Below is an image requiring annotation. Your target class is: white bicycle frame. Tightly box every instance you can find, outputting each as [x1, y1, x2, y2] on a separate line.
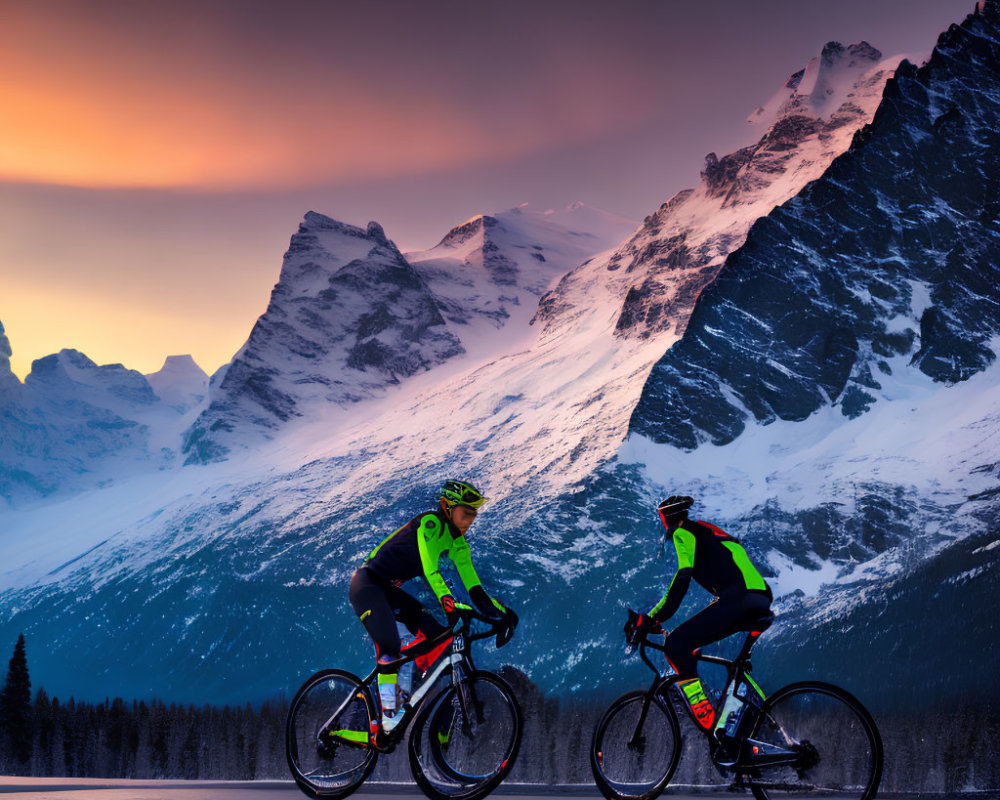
[403, 651, 465, 710]
[320, 647, 464, 738]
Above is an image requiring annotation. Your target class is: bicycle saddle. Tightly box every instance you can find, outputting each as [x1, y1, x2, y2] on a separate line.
[737, 610, 775, 633]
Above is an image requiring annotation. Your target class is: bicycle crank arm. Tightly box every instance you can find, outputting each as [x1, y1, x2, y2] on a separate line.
[741, 738, 800, 767]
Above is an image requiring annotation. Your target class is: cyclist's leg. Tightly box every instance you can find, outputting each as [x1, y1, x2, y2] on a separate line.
[349, 569, 402, 729]
[416, 609, 447, 638]
[349, 568, 403, 658]
[382, 583, 452, 678]
[382, 582, 447, 640]
[665, 590, 772, 733]
[665, 590, 772, 673]
[665, 595, 746, 731]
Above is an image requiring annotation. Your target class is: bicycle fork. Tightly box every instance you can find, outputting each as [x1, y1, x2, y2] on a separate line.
[627, 691, 660, 751]
[443, 659, 490, 743]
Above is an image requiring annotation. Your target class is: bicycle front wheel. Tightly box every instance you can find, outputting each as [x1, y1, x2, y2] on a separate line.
[409, 670, 522, 800]
[286, 669, 377, 800]
[746, 681, 883, 800]
[591, 689, 682, 800]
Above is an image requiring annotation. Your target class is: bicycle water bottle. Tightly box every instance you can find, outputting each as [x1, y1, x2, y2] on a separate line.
[397, 624, 415, 701]
[715, 671, 765, 748]
[716, 682, 743, 740]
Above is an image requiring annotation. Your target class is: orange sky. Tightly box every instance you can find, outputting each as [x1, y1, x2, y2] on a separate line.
[0, 2, 661, 191]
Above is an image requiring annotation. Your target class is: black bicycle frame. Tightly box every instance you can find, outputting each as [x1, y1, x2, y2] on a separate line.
[629, 626, 799, 769]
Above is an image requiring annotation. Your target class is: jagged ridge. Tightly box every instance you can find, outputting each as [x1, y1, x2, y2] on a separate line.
[631, 2, 1000, 449]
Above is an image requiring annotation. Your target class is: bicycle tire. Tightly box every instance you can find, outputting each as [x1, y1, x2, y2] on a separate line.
[746, 681, 883, 800]
[408, 670, 522, 800]
[426, 688, 467, 783]
[591, 688, 682, 800]
[286, 668, 378, 800]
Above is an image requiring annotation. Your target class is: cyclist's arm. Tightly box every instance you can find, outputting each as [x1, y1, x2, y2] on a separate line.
[416, 515, 454, 607]
[650, 527, 696, 623]
[450, 537, 506, 618]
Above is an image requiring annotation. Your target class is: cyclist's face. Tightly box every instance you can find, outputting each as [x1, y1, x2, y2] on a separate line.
[450, 504, 478, 534]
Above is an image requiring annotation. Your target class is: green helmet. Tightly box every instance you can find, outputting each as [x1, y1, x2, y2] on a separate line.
[440, 479, 487, 510]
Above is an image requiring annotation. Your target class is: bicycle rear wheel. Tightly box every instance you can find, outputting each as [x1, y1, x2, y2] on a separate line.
[591, 688, 682, 800]
[745, 681, 883, 800]
[409, 671, 522, 800]
[286, 669, 378, 799]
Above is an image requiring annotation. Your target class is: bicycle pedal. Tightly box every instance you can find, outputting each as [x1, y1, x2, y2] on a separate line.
[371, 728, 396, 753]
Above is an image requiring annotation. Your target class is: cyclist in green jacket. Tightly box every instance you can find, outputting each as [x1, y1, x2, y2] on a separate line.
[626, 495, 773, 734]
[349, 479, 517, 733]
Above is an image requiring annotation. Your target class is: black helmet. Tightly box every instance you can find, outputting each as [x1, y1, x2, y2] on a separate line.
[657, 495, 693, 529]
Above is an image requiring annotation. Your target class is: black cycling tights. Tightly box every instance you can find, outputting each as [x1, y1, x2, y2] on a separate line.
[349, 567, 447, 659]
[664, 589, 772, 678]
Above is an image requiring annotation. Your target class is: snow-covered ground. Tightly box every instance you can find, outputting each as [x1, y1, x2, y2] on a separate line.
[622, 346, 1000, 596]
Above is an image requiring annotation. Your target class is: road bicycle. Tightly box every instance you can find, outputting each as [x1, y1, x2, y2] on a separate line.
[286, 606, 522, 800]
[591, 609, 883, 800]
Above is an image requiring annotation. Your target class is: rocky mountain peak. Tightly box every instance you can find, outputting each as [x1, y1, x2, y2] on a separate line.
[434, 214, 499, 249]
[300, 210, 364, 237]
[366, 220, 390, 248]
[0, 320, 14, 374]
[26, 349, 158, 407]
[631, 0, 1000, 449]
[145, 356, 208, 413]
[541, 40, 905, 344]
[532, 37, 904, 347]
[747, 39, 893, 129]
[183, 212, 463, 463]
[0, 320, 21, 396]
[154, 354, 204, 375]
[821, 40, 882, 67]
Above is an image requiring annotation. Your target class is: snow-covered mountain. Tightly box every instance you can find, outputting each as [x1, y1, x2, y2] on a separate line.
[535, 38, 907, 344]
[145, 355, 208, 414]
[1, 3, 995, 714]
[600, 0, 1000, 700]
[0, 340, 205, 506]
[407, 203, 636, 353]
[183, 205, 636, 463]
[747, 41, 888, 130]
[182, 214, 463, 463]
[622, 2, 1000, 563]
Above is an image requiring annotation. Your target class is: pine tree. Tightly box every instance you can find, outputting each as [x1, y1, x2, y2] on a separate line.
[31, 688, 55, 776]
[0, 634, 33, 770]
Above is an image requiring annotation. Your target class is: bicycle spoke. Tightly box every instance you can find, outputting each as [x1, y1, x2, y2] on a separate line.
[286, 670, 377, 800]
[746, 682, 882, 800]
[591, 689, 681, 800]
[409, 671, 522, 800]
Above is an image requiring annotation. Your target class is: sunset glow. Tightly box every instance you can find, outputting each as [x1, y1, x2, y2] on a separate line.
[0, 0, 976, 380]
[3, 279, 246, 381]
[0, 3, 661, 190]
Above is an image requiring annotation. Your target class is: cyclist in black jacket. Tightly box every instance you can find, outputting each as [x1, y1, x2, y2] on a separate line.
[626, 496, 773, 734]
[349, 479, 517, 733]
